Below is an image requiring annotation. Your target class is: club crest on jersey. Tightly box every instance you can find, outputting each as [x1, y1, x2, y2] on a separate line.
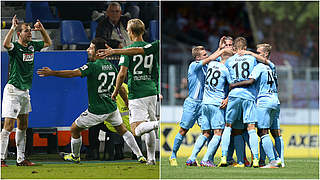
[28, 45, 34, 52]
[23, 53, 34, 62]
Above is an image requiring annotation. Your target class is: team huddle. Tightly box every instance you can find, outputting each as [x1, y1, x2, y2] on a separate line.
[169, 36, 285, 168]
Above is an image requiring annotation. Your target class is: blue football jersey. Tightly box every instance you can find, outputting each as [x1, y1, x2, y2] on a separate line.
[249, 61, 280, 108]
[203, 61, 232, 106]
[225, 54, 257, 100]
[187, 60, 207, 100]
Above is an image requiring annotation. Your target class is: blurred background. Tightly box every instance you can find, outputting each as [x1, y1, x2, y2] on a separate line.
[1, 1, 159, 161]
[161, 1, 319, 159]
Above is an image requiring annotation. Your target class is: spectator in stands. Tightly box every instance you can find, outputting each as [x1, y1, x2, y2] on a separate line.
[95, 2, 132, 47]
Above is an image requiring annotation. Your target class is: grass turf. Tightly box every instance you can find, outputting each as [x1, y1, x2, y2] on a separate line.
[1, 154, 159, 179]
[161, 157, 319, 179]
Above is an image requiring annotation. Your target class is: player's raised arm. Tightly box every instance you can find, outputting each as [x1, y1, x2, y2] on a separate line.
[37, 67, 82, 78]
[201, 48, 231, 65]
[3, 15, 18, 49]
[238, 50, 270, 65]
[33, 19, 52, 48]
[112, 66, 128, 101]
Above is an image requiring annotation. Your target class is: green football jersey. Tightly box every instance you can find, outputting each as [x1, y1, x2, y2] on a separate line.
[119, 41, 159, 100]
[79, 59, 118, 115]
[7, 41, 44, 90]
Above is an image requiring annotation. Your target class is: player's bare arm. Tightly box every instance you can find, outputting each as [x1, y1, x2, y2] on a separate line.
[111, 66, 128, 101]
[229, 78, 255, 90]
[97, 47, 145, 58]
[3, 15, 18, 49]
[33, 19, 52, 48]
[238, 50, 270, 65]
[119, 85, 129, 108]
[201, 48, 228, 65]
[37, 67, 82, 78]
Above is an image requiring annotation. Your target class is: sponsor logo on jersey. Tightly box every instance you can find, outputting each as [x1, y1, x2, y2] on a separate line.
[23, 53, 34, 62]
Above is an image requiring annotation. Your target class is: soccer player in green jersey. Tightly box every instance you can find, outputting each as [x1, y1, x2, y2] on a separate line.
[37, 38, 146, 164]
[109, 19, 159, 165]
[1, 15, 52, 167]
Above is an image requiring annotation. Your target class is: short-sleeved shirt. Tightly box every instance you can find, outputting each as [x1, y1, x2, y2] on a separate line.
[203, 61, 232, 106]
[7, 41, 44, 90]
[249, 61, 280, 108]
[79, 59, 118, 115]
[187, 60, 207, 100]
[225, 54, 257, 101]
[119, 41, 159, 100]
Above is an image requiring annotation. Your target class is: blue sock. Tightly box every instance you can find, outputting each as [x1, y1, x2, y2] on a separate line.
[259, 140, 266, 162]
[227, 136, 235, 161]
[261, 134, 275, 161]
[171, 133, 185, 159]
[189, 134, 207, 161]
[202, 135, 221, 162]
[221, 127, 232, 156]
[248, 129, 259, 159]
[275, 136, 284, 163]
[234, 135, 245, 164]
[208, 139, 221, 162]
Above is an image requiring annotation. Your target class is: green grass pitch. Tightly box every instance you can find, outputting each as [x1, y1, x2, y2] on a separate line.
[1, 154, 159, 179]
[161, 157, 319, 179]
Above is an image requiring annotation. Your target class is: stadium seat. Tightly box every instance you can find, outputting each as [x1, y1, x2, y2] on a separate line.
[60, 20, 90, 45]
[149, 20, 159, 42]
[25, 1, 60, 23]
[90, 21, 98, 40]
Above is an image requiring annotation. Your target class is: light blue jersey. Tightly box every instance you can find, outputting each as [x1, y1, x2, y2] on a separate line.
[225, 54, 257, 100]
[202, 61, 232, 106]
[249, 61, 280, 109]
[187, 60, 207, 100]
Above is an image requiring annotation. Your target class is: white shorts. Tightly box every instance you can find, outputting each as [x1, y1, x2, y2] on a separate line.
[129, 95, 157, 124]
[2, 84, 31, 119]
[75, 109, 122, 129]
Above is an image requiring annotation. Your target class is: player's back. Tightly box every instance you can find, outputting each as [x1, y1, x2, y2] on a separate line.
[203, 61, 231, 106]
[119, 41, 158, 100]
[225, 53, 257, 100]
[187, 60, 206, 100]
[250, 62, 280, 108]
[80, 59, 118, 115]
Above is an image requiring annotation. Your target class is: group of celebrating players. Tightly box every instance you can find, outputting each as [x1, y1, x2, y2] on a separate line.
[169, 36, 285, 168]
[1, 15, 159, 167]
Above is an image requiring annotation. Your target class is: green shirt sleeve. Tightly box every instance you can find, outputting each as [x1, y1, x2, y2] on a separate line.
[79, 62, 93, 77]
[143, 40, 159, 55]
[119, 55, 129, 67]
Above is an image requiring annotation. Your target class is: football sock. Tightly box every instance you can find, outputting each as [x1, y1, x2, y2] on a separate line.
[275, 136, 284, 163]
[0, 129, 10, 160]
[16, 128, 26, 163]
[259, 141, 266, 162]
[189, 134, 207, 161]
[122, 131, 143, 157]
[145, 130, 156, 161]
[234, 135, 245, 164]
[135, 121, 159, 136]
[227, 135, 235, 161]
[221, 126, 232, 157]
[261, 134, 275, 161]
[202, 135, 221, 162]
[171, 133, 185, 159]
[273, 146, 279, 160]
[71, 136, 82, 157]
[248, 129, 259, 159]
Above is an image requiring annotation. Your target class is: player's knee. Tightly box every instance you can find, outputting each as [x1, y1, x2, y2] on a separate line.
[258, 129, 269, 137]
[70, 123, 82, 138]
[179, 128, 188, 136]
[214, 129, 223, 136]
[4, 118, 16, 132]
[247, 124, 256, 130]
[225, 123, 232, 127]
[202, 130, 211, 138]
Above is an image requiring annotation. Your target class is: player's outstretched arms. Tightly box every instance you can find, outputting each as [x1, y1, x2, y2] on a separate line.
[238, 50, 269, 65]
[37, 67, 81, 78]
[33, 19, 52, 48]
[229, 78, 255, 91]
[112, 66, 128, 101]
[97, 47, 144, 58]
[3, 15, 18, 49]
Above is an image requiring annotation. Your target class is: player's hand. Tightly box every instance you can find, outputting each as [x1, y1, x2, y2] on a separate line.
[11, 15, 18, 30]
[218, 36, 226, 49]
[111, 90, 118, 101]
[238, 50, 251, 56]
[97, 44, 113, 58]
[37, 67, 52, 77]
[220, 98, 228, 109]
[32, 20, 44, 31]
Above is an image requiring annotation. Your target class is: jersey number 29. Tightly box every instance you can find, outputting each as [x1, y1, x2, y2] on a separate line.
[133, 54, 154, 75]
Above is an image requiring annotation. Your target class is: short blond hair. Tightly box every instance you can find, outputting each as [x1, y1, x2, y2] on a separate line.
[234, 37, 247, 51]
[257, 43, 272, 58]
[192, 46, 205, 59]
[127, 18, 145, 36]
